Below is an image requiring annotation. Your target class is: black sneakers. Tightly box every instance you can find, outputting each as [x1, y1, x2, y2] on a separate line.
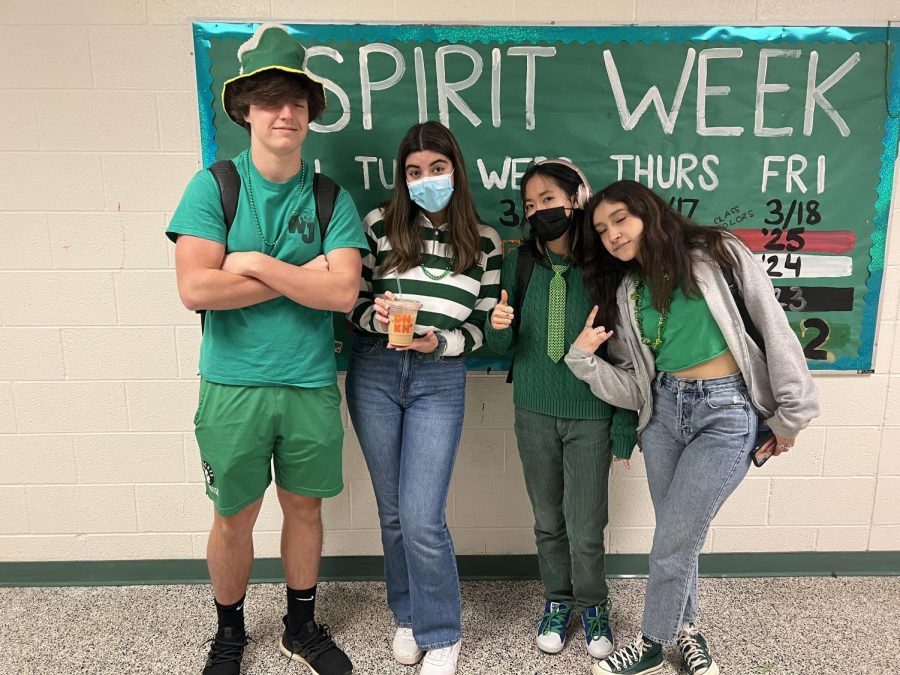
[202, 626, 249, 675]
[279, 616, 353, 675]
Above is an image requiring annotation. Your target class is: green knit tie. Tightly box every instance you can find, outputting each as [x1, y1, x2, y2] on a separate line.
[547, 260, 570, 362]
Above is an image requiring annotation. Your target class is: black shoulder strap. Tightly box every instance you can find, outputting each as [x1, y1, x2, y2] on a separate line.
[209, 159, 241, 233]
[506, 244, 538, 383]
[722, 264, 766, 354]
[199, 160, 241, 333]
[313, 172, 340, 247]
[513, 244, 537, 323]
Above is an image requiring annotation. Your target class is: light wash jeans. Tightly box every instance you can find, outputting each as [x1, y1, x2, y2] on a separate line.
[345, 336, 464, 650]
[639, 371, 754, 644]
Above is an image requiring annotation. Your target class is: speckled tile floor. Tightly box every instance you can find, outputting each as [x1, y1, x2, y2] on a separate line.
[1, 577, 898, 674]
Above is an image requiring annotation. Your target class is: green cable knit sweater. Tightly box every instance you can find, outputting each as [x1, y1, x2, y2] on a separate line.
[484, 247, 638, 458]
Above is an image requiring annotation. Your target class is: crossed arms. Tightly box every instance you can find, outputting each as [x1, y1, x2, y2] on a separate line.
[174, 235, 362, 313]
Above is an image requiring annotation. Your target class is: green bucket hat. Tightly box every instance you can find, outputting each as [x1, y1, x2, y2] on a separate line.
[221, 23, 327, 126]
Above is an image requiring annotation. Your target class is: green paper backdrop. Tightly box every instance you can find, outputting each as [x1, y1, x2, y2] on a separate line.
[192, 23, 900, 372]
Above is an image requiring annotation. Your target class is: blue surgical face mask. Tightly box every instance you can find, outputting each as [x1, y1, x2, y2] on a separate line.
[407, 172, 454, 213]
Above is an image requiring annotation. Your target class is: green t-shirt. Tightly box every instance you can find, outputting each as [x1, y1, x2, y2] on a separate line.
[639, 284, 729, 372]
[166, 149, 369, 387]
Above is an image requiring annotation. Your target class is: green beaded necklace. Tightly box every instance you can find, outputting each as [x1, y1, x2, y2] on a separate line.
[418, 225, 454, 280]
[243, 151, 307, 250]
[632, 275, 671, 350]
[419, 256, 454, 280]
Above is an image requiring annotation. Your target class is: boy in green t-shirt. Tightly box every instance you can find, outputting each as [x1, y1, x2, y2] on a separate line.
[166, 24, 367, 675]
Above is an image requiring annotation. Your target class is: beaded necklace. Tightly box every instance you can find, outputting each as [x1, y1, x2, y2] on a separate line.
[419, 220, 454, 280]
[243, 151, 306, 250]
[420, 256, 454, 280]
[632, 275, 671, 350]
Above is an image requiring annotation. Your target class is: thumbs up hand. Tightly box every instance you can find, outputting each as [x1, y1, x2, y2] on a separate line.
[491, 289, 514, 331]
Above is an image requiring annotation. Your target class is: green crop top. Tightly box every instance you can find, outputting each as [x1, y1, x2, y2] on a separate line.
[638, 284, 729, 372]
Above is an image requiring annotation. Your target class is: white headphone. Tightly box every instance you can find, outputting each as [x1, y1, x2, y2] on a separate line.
[535, 158, 593, 209]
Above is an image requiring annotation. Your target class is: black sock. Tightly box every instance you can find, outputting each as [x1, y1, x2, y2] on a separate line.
[287, 585, 317, 633]
[215, 595, 246, 636]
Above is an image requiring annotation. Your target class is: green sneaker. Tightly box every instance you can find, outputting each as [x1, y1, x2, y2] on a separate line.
[676, 623, 719, 675]
[591, 635, 663, 675]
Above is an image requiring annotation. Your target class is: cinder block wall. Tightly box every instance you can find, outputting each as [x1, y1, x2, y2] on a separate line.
[1, 0, 899, 563]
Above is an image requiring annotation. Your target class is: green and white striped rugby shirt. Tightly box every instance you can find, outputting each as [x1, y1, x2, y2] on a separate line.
[349, 208, 503, 356]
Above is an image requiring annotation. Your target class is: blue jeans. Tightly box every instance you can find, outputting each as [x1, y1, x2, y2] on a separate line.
[639, 371, 754, 644]
[345, 336, 465, 650]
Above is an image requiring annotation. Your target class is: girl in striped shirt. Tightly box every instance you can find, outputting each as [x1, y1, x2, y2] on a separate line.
[345, 121, 501, 675]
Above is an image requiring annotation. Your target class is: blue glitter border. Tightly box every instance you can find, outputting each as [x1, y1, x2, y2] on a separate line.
[846, 25, 900, 373]
[194, 23, 885, 45]
[191, 23, 900, 372]
[193, 24, 218, 167]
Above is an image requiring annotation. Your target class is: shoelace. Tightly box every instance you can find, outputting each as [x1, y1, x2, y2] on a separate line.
[584, 605, 610, 640]
[541, 605, 570, 635]
[285, 622, 337, 663]
[607, 636, 650, 669]
[677, 629, 710, 670]
[201, 633, 251, 666]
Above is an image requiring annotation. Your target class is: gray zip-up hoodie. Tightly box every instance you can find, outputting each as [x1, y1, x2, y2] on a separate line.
[564, 235, 819, 445]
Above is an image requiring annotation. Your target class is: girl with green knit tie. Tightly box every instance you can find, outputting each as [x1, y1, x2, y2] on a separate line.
[484, 159, 637, 660]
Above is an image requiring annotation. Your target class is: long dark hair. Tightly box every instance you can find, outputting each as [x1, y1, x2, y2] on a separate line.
[582, 180, 736, 327]
[380, 121, 482, 275]
[518, 161, 588, 266]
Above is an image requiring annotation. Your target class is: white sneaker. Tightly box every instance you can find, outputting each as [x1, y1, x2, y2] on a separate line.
[392, 627, 424, 665]
[419, 640, 461, 675]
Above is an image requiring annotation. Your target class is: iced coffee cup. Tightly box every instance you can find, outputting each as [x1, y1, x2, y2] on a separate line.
[387, 299, 422, 347]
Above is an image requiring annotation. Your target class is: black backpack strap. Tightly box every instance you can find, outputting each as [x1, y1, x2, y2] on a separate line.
[313, 172, 340, 247]
[506, 244, 538, 384]
[722, 264, 766, 354]
[513, 245, 537, 325]
[209, 159, 240, 233]
[199, 160, 241, 333]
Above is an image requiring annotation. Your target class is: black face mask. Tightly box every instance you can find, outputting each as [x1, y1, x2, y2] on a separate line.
[527, 206, 572, 243]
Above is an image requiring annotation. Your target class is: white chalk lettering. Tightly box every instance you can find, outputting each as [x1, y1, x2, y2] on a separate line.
[355, 155, 377, 190]
[612, 154, 719, 191]
[755, 49, 802, 137]
[478, 157, 512, 189]
[804, 50, 860, 137]
[697, 48, 744, 136]
[436, 45, 483, 128]
[359, 44, 405, 131]
[761, 154, 825, 193]
[305, 46, 351, 134]
[507, 46, 556, 130]
[604, 48, 696, 134]
[414, 46, 428, 123]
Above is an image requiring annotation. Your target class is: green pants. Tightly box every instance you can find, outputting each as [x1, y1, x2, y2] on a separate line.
[514, 407, 613, 610]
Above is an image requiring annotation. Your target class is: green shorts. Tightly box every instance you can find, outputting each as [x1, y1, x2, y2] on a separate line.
[194, 380, 344, 516]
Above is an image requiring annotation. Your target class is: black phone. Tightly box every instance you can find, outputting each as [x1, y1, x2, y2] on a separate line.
[752, 420, 775, 467]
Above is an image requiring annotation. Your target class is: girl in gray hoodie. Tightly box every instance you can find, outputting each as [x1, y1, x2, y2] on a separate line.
[564, 180, 819, 675]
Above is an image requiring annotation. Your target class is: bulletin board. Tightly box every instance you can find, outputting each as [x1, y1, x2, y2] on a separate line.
[192, 23, 900, 371]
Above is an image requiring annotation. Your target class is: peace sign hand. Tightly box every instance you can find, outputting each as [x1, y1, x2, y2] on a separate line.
[572, 306, 614, 353]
